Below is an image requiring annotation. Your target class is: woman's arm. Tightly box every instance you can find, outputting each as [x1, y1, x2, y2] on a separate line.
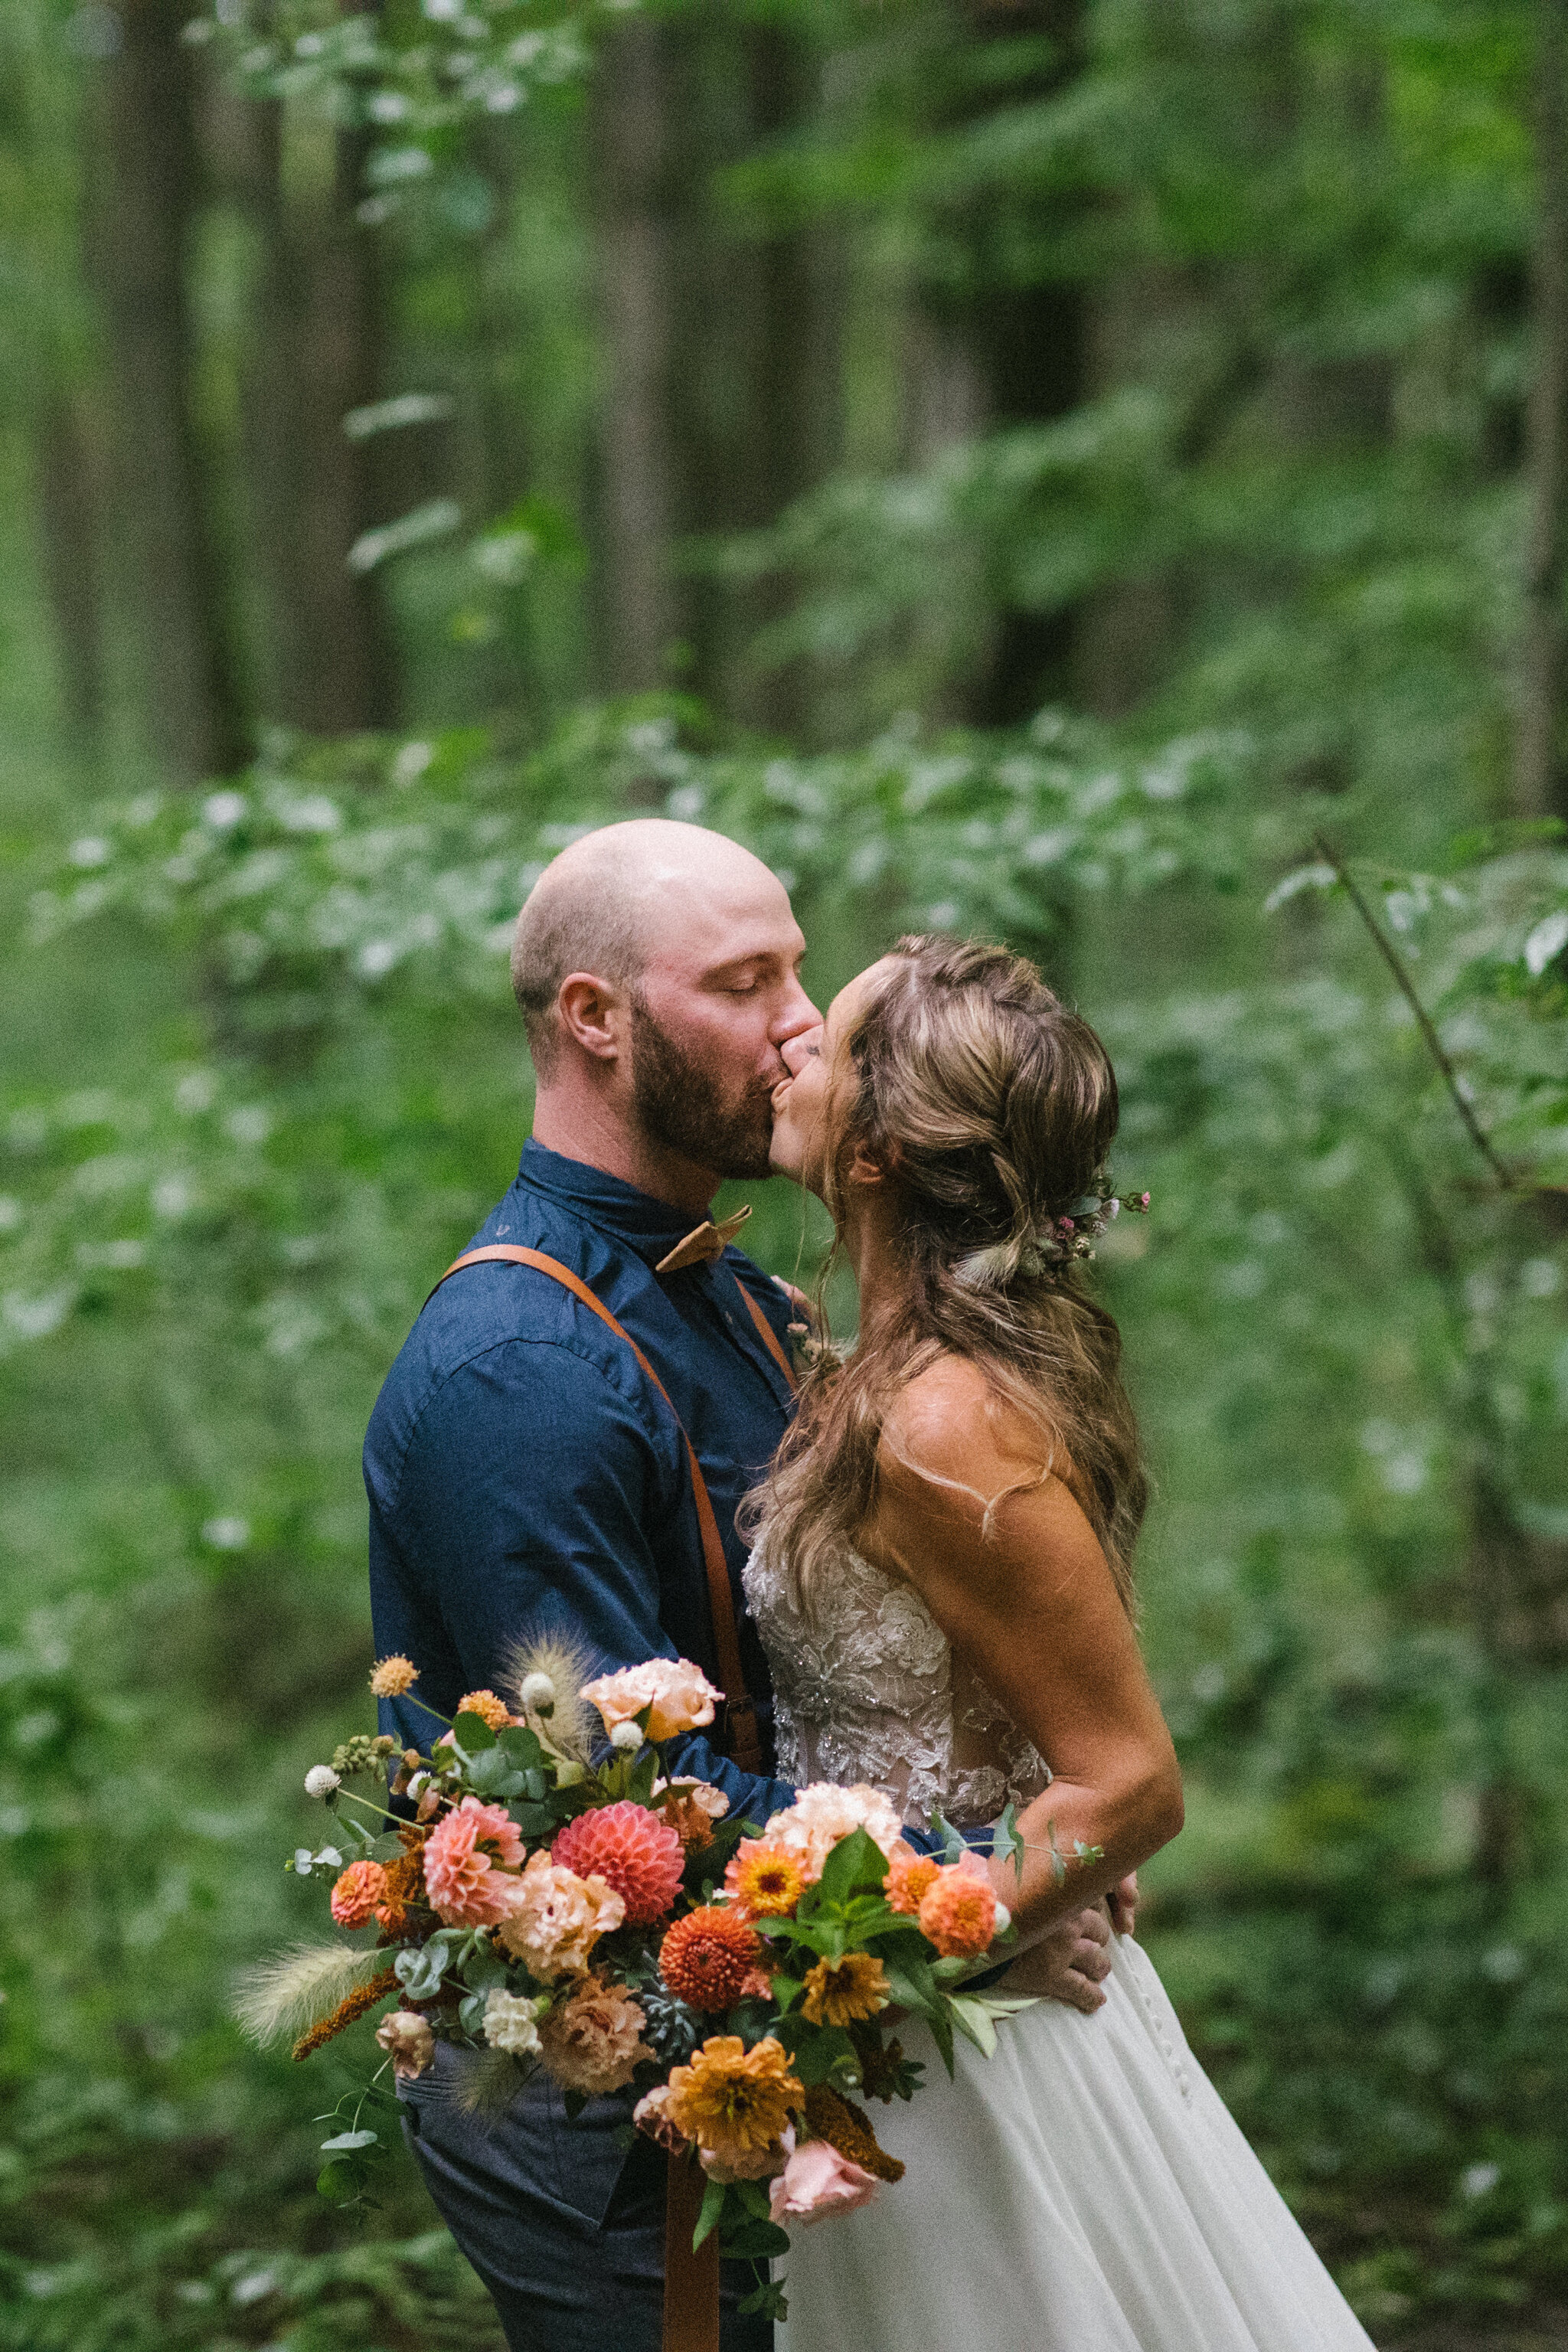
[860, 1357, 1183, 1941]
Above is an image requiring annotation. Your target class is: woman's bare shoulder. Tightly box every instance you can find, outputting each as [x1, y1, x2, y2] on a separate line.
[876, 1351, 1045, 1499]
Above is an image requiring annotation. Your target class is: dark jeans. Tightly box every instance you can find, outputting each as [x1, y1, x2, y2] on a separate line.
[400, 2047, 773, 2352]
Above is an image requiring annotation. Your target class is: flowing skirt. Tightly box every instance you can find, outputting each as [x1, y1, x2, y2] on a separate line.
[776, 1930, 1374, 2352]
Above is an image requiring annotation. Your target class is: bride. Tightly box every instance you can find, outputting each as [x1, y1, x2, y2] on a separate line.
[750, 933, 1374, 2352]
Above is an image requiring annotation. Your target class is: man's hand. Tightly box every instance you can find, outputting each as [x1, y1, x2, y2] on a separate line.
[1107, 1871, 1138, 1939]
[1000, 1903, 1115, 2015]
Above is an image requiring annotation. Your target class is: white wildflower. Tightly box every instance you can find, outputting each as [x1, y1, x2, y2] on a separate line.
[484, 1988, 543, 2060]
[518, 1671, 557, 1713]
[609, 1720, 643, 1752]
[304, 1766, 341, 1801]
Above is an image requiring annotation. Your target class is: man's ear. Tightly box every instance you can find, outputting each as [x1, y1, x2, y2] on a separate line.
[556, 973, 626, 1062]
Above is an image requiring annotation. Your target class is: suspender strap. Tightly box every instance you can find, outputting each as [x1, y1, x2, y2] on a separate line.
[427, 1243, 762, 1775]
[732, 1277, 799, 1395]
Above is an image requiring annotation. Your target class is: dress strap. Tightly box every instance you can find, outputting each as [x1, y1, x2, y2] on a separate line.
[426, 1244, 761, 1775]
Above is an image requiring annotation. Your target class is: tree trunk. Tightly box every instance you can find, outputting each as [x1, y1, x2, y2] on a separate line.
[95, 0, 247, 780]
[912, 0, 1088, 730]
[590, 18, 680, 694]
[34, 389, 106, 755]
[291, 117, 399, 731]
[1517, 0, 1568, 822]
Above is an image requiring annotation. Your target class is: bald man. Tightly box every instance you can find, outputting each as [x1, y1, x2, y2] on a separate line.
[364, 822, 1118, 2351]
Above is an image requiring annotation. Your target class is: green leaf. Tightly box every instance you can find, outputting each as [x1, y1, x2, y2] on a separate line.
[498, 1723, 544, 1768]
[738, 2279, 789, 2321]
[929, 2006, 956, 2079]
[316, 2157, 365, 2201]
[929, 1811, 966, 1865]
[454, 1714, 500, 1756]
[319, 2127, 379, 2152]
[815, 1828, 891, 1909]
[395, 1944, 449, 2001]
[692, 2172, 728, 2251]
[775, 2018, 854, 2084]
[946, 1994, 998, 2058]
[720, 2216, 792, 2261]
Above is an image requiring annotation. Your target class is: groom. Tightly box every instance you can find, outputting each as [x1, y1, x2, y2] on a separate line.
[365, 819, 1118, 2352]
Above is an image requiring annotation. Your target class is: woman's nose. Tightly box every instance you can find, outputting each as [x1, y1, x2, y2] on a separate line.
[779, 1024, 823, 1078]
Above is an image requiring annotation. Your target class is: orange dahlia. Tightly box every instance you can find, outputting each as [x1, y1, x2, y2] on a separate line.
[800, 1952, 890, 2027]
[884, 1841, 941, 1917]
[551, 1801, 684, 1926]
[455, 1687, 516, 1732]
[330, 1858, 388, 1928]
[723, 1839, 805, 1920]
[660, 1906, 763, 2012]
[917, 1860, 997, 1958]
[665, 2034, 803, 2169]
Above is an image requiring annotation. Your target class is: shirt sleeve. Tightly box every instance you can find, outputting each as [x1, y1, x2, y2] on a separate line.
[381, 1335, 796, 1827]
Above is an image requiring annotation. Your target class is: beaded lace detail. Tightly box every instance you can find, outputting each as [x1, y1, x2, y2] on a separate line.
[743, 1527, 1050, 1831]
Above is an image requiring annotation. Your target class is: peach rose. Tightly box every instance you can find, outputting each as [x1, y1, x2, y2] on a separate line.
[580, 1658, 722, 1743]
[769, 2137, 880, 2226]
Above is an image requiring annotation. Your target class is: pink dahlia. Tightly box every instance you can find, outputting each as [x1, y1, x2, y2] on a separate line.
[551, 1801, 684, 1926]
[423, 1794, 524, 1926]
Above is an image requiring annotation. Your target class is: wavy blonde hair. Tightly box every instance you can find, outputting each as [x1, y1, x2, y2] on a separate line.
[748, 936, 1146, 1615]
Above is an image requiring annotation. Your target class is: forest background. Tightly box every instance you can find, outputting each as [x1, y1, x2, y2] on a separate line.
[2, 0, 1568, 2345]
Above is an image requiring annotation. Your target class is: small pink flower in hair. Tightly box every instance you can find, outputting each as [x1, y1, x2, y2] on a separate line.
[1059, 1217, 1074, 1232]
[1139, 1192, 1151, 1209]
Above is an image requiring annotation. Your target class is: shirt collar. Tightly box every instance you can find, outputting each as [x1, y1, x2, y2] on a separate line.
[517, 1138, 711, 1261]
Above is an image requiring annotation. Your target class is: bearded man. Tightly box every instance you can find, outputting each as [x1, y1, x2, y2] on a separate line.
[364, 820, 1123, 2352]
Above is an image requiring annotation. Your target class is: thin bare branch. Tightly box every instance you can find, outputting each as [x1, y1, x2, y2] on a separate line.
[1312, 833, 1517, 1191]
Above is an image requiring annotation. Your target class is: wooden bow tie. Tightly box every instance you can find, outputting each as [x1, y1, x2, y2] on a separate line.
[655, 1203, 753, 1276]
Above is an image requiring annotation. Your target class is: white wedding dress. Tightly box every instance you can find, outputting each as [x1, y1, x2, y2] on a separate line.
[743, 1530, 1375, 2352]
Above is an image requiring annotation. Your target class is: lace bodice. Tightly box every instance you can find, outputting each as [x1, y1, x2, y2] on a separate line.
[743, 1528, 1050, 1831]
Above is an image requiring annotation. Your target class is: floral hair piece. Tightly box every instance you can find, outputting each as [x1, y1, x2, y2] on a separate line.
[952, 1174, 1150, 1289]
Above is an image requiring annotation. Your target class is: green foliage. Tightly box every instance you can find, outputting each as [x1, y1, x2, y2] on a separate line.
[4, 0, 1568, 2341]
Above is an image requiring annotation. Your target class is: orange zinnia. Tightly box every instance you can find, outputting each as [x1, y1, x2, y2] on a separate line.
[665, 2034, 802, 2167]
[883, 1842, 941, 1917]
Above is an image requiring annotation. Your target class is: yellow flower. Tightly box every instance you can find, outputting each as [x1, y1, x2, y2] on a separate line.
[724, 1839, 806, 1920]
[801, 1952, 890, 2027]
[665, 2034, 803, 2168]
[370, 1655, 418, 1698]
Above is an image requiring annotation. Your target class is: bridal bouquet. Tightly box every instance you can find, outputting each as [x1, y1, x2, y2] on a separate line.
[240, 1645, 1033, 2321]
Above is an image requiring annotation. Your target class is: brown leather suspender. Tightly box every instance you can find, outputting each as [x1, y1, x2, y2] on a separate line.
[426, 1242, 797, 1777]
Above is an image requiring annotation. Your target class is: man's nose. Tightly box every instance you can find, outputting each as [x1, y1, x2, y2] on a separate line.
[773, 978, 822, 1054]
[779, 1024, 822, 1078]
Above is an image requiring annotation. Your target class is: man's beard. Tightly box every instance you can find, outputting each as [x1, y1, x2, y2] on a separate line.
[629, 994, 776, 1181]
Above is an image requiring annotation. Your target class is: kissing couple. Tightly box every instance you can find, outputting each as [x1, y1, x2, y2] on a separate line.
[365, 819, 1374, 2351]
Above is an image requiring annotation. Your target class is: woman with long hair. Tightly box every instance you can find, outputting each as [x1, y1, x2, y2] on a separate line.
[750, 935, 1372, 2351]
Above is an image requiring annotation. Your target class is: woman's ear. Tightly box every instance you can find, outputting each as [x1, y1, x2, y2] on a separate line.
[847, 1141, 889, 1187]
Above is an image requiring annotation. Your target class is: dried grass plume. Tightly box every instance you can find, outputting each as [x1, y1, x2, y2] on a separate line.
[232, 1942, 384, 2048]
[500, 1630, 596, 1761]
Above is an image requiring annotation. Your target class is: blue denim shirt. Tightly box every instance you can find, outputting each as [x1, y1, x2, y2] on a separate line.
[364, 1140, 799, 1825]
